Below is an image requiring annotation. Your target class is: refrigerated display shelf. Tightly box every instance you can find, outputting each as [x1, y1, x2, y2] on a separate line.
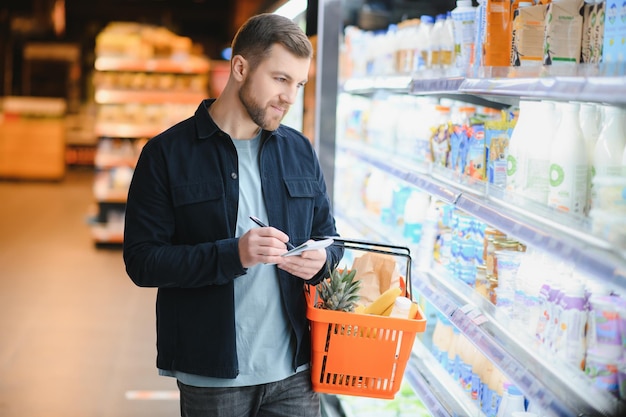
[338, 143, 626, 296]
[336, 202, 624, 417]
[416, 266, 625, 417]
[342, 75, 412, 94]
[457, 65, 626, 105]
[406, 340, 483, 417]
[341, 69, 626, 106]
[459, 75, 626, 106]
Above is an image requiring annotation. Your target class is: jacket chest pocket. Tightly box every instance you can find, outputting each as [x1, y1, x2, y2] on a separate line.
[283, 178, 320, 235]
[172, 180, 226, 226]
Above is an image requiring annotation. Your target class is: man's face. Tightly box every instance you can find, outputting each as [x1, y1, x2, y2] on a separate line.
[238, 44, 311, 131]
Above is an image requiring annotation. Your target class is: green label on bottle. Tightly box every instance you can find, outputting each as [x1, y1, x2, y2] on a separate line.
[507, 155, 517, 176]
[550, 163, 565, 187]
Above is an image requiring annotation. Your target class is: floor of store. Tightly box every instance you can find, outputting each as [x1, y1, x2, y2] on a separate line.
[0, 168, 179, 416]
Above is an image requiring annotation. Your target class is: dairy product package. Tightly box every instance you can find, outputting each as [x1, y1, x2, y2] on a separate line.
[511, 3, 548, 66]
[473, 0, 487, 73]
[451, 0, 477, 73]
[466, 123, 486, 180]
[581, 0, 606, 63]
[485, 114, 513, 187]
[485, 0, 513, 66]
[543, 0, 585, 65]
[602, 0, 626, 64]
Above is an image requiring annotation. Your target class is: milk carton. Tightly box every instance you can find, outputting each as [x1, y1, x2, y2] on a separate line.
[543, 0, 585, 65]
[581, 0, 606, 63]
[511, 2, 548, 66]
[602, 0, 626, 64]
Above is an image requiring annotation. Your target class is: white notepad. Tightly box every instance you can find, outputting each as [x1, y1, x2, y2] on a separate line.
[281, 238, 334, 257]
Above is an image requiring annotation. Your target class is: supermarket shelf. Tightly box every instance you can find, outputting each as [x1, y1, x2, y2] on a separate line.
[337, 200, 623, 417]
[414, 266, 626, 417]
[94, 89, 206, 104]
[460, 64, 626, 104]
[90, 223, 124, 244]
[94, 56, 210, 74]
[342, 67, 626, 106]
[95, 195, 127, 204]
[342, 75, 412, 94]
[338, 144, 626, 295]
[409, 76, 464, 93]
[407, 340, 483, 417]
[340, 74, 509, 108]
[95, 122, 163, 139]
[459, 75, 626, 105]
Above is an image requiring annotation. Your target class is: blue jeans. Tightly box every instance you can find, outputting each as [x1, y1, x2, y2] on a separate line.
[177, 370, 320, 417]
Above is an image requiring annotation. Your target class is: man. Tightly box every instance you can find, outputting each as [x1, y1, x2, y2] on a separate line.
[123, 13, 343, 417]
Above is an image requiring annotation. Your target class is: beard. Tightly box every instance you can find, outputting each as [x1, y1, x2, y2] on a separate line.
[238, 76, 288, 131]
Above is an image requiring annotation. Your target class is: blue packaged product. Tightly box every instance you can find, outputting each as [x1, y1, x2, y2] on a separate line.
[485, 119, 511, 187]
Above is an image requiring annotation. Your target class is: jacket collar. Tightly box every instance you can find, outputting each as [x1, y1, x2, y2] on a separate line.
[194, 99, 287, 141]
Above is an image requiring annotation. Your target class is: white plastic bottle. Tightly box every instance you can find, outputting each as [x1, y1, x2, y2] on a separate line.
[472, 0, 486, 73]
[580, 102, 601, 212]
[416, 198, 439, 270]
[548, 102, 589, 214]
[521, 100, 556, 204]
[415, 16, 435, 70]
[389, 296, 413, 318]
[429, 14, 447, 68]
[442, 12, 456, 69]
[451, 0, 477, 73]
[507, 100, 539, 194]
[497, 385, 526, 417]
[403, 189, 430, 243]
[580, 102, 601, 157]
[593, 105, 626, 178]
[553, 279, 588, 369]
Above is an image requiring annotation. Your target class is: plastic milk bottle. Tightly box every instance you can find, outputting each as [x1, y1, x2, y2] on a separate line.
[594, 105, 626, 177]
[451, 0, 477, 73]
[522, 100, 556, 205]
[507, 100, 539, 194]
[548, 102, 589, 214]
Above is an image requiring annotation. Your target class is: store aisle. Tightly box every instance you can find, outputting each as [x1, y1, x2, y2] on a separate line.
[0, 169, 179, 417]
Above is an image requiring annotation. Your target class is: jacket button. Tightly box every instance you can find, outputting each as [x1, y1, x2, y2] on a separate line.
[231, 172, 238, 179]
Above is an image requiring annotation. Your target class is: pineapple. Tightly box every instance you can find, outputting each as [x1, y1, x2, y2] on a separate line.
[316, 268, 361, 312]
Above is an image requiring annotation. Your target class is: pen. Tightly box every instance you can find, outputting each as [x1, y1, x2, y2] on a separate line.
[249, 216, 296, 250]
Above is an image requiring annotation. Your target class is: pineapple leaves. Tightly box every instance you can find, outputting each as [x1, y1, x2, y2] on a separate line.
[316, 267, 361, 312]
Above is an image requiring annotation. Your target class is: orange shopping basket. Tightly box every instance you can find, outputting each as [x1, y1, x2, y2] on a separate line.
[306, 237, 427, 399]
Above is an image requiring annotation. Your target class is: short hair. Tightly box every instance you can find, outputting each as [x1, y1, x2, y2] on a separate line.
[231, 13, 313, 69]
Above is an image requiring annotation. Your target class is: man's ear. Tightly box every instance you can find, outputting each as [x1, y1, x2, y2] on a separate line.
[231, 55, 248, 82]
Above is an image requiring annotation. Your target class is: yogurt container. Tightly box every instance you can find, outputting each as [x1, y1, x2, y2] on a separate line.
[588, 295, 623, 359]
[585, 348, 620, 397]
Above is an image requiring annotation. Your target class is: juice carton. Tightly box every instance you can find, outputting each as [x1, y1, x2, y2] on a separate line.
[430, 105, 453, 167]
[511, 3, 549, 66]
[465, 123, 486, 180]
[602, 0, 626, 64]
[581, 0, 606, 63]
[484, 0, 513, 66]
[450, 106, 476, 174]
[543, 0, 585, 65]
[485, 114, 513, 188]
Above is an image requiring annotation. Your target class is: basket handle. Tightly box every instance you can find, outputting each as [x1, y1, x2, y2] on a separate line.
[313, 236, 413, 300]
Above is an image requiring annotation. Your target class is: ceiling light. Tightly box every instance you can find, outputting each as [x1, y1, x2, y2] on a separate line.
[273, 0, 307, 20]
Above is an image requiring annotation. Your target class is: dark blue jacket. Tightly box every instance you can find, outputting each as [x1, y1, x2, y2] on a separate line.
[123, 99, 343, 378]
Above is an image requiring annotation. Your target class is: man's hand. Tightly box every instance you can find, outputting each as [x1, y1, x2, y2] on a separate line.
[277, 240, 327, 280]
[238, 226, 290, 268]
